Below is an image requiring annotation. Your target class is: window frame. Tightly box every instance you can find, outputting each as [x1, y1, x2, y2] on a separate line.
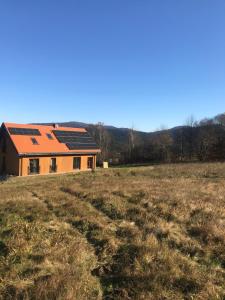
[29, 158, 40, 174]
[50, 157, 57, 173]
[31, 137, 39, 145]
[73, 157, 81, 170]
[46, 133, 53, 140]
[87, 157, 93, 169]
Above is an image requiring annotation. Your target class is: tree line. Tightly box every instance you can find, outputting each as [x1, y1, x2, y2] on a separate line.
[88, 113, 225, 165]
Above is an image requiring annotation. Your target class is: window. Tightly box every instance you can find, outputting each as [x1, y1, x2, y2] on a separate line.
[50, 158, 57, 172]
[29, 159, 39, 174]
[31, 137, 38, 145]
[87, 157, 93, 169]
[73, 157, 81, 170]
[46, 133, 53, 140]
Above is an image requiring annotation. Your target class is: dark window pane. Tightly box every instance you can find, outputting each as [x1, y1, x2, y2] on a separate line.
[73, 157, 81, 169]
[31, 138, 38, 145]
[29, 159, 39, 174]
[87, 157, 93, 169]
[51, 158, 56, 167]
[50, 158, 57, 172]
[46, 133, 53, 140]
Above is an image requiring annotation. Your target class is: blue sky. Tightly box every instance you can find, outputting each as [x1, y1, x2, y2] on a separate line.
[0, 1, 225, 132]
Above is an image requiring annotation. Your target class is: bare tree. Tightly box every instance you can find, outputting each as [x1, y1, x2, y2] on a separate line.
[185, 115, 197, 160]
[95, 122, 110, 162]
[128, 125, 137, 161]
[155, 131, 173, 162]
[88, 122, 110, 163]
[214, 113, 225, 126]
[186, 115, 196, 127]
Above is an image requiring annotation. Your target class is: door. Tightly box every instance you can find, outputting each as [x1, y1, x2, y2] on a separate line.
[50, 158, 57, 172]
[73, 157, 81, 170]
[29, 159, 39, 174]
[87, 157, 93, 169]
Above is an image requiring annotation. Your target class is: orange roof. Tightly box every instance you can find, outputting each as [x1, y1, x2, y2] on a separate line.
[3, 122, 100, 156]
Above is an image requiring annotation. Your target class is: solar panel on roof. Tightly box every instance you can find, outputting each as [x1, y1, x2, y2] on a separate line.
[53, 130, 89, 137]
[52, 129, 99, 150]
[8, 127, 41, 136]
[66, 143, 98, 150]
[57, 136, 94, 143]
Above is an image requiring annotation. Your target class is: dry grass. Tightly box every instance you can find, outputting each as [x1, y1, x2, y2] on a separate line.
[0, 162, 225, 299]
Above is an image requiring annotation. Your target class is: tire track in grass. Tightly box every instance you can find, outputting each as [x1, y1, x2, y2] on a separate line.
[24, 189, 104, 299]
[60, 187, 156, 299]
[27, 187, 110, 298]
[35, 186, 127, 298]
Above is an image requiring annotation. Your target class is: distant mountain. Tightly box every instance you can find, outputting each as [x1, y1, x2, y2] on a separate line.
[33, 121, 88, 128]
[35, 112, 225, 164]
[34, 121, 131, 131]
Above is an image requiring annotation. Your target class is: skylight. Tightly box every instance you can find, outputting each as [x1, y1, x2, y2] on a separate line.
[46, 133, 53, 140]
[31, 137, 38, 145]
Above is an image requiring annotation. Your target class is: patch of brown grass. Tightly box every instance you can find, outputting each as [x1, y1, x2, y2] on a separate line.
[0, 162, 225, 299]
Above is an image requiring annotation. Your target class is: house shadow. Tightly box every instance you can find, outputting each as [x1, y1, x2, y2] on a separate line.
[0, 174, 10, 182]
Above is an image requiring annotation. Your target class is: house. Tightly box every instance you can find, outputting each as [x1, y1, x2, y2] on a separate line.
[0, 122, 100, 176]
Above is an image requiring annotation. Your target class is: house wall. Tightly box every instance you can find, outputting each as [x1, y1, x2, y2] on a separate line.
[0, 132, 19, 176]
[19, 154, 96, 176]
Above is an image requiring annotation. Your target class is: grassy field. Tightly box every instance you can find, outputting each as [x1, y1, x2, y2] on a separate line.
[0, 163, 225, 300]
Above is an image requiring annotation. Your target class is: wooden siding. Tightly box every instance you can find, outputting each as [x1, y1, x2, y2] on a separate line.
[0, 133, 19, 176]
[19, 154, 96, 176]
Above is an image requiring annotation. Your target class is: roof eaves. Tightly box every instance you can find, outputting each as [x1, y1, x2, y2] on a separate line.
[18, 150, 100, 157]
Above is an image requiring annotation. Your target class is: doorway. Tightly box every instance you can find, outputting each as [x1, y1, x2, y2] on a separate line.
[29, 159, 40, 174]
[87, 157, 93, 169]
[73, 157, 81, 170]
[50, 158, 57, 172]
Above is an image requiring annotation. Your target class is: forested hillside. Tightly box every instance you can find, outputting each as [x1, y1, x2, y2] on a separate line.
[50, 113, 225, 165]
